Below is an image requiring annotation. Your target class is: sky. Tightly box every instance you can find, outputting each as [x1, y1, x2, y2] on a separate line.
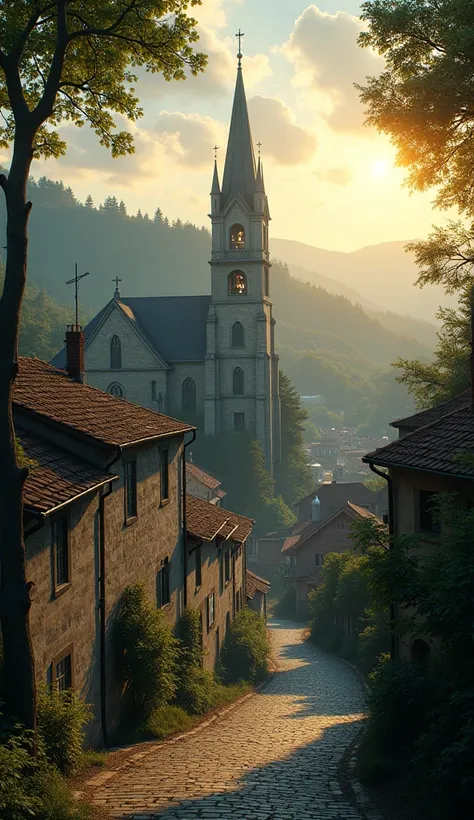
[24, 1, 448, 252]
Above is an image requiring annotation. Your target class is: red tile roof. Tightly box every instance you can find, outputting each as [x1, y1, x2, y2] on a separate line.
[364, 405, 474, 478]
[20, 430, 118, 515]
[282, 502, 382, 552]
[186, 462, 222, 490]
[186, 494, 253, 543]
[246, 569, 270, 599]
[391, 391, 470, 431]
[14, 358, 193, 447]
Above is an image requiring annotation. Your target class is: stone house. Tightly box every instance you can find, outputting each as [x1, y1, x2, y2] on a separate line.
[294, 482, 388, 523]
[364, 389, 474, 661]
[245, 570, 270, 619]
[282, 502, 381, 618]
[186, 461, 226, 506]
[185, 495, 253, 668]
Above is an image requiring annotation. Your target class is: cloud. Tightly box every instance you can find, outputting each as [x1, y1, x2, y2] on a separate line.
[313, 166, 352, 185]
[247, 96, 316, 165]
[283, 5, 383, 132]
[154, 111, 222, 168]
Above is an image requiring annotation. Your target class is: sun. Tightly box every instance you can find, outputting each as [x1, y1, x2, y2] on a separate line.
[371, 159, 390, 178]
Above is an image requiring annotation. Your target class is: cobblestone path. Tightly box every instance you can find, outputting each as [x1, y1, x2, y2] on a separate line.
[91, 620, 366, 819]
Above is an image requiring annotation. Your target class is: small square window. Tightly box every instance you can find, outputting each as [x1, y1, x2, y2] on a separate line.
[124, 460, 137, 521]
[160, 449, 169, 502]
[234, 412, 245, 431]
[53, 516, 70, 589]
[207, 592, 215, 632]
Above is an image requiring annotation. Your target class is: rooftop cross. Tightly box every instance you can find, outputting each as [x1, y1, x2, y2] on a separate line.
[213, 144, 220, 160]
[235, 29, 244, 66]
[257, 141, 262, 157]
[112, 276, 122, 300]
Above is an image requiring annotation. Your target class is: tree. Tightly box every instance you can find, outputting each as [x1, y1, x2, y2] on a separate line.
[84, 193, 94, 209]
[154, 207, 163, 224]
[275, 371, 313, 506]
[0, 1, 206, 732]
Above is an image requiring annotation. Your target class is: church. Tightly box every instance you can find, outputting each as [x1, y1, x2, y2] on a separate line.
[53, 54, 281, 470]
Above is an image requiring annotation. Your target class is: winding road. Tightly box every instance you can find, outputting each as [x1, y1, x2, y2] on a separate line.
[89, 620, 367, 819]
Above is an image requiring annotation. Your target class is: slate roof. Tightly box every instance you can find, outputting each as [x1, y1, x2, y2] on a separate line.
[364, 405, 474, 478]
[391, 390, 470, 432]
[186, 462, 222, 491]
[186, 494, 253, 543]
[221, 65, 256, 210]
[50, 295, 212, 369]
[282, 502, 382, 553]
[246, 569, 270, 599]
[294, 482, 382, 509]
[20, 430, 118, 515]
[14, 358, 193, 448]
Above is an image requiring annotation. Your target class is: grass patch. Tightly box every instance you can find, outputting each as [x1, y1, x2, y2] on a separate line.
[79, 750, 108, 770]
[212, 681, 251, 708]
[141, 705, 196, 741]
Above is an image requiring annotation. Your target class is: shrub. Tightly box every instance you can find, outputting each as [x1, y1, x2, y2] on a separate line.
[140, 705, 194, 741]
[220, 608, 270, 684]
[175, 607, 219, 714]
[113, 583, 178, 716]
[0, 734, 41, 819]
[30, 768, 95, 820]
[37, 686, 91, 775]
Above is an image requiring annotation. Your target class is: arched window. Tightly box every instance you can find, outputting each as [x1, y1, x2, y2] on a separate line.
[182, 377, 197, 414]
[110, 335, 122, 369]
[411, 638, 431, 664]
[230, 223, 245, 249]
[228, 270, 247, 296]
[233, 367, 244, 395]
[151, 380, 157, 401]
[231, 321, 245, 348]
[107, 382, 124, 398]
[264, 268, 269, 297]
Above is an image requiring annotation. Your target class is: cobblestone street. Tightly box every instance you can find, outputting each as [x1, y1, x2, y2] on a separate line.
[90, 620, 366, 819]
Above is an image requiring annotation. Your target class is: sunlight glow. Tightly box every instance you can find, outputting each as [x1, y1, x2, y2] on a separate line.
[370, 159, 390, 179]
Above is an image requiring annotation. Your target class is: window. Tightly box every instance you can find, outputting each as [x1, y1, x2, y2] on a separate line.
[263, 224, 269, 252]
[215, 627, 220, 659]
[219, 550, 224, 594]
[160, 449, 169, 502]
[419, 491, 441, 534]
[157, 558, 170, 607]
[124, 460, 137, 521]
[314, 553, 324, 568]
[231, 321, 245, 348]
[235, 588, 242, 612]
[207, 592, 215, 631]
[228, 270, 247, 296]
[51, 648, 73, 693]
[224, 549, 231, 584]
[182, 377, 197, 414]
[53, 516, 70, 589]
[107, 382, 124, 398]
[195, 546, 202, 589]
[411, 638, 431, 664]
[225, 611, 231, 634]
[233, 412, 245, 431]
[264, 268, 269, 297]
[151, 380, 157, 401]
[110, 335, 122, 369]
[230, 223, 245, 249]
[233, 367, 244, 395]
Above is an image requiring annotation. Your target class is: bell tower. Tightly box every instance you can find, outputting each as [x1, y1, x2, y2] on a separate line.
[205, 38, 281, 471]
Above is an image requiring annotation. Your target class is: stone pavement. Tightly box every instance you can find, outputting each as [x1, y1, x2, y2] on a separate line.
[91, 620, 367, 819]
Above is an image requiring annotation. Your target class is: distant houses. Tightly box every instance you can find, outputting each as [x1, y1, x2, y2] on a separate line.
[14, 341, 265, 745]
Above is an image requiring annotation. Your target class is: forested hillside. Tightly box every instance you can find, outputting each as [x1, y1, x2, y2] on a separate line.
[0, 175, 427, 429]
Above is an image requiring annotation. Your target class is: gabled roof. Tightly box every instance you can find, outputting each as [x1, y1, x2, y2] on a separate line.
[246, 569, 270, 599]
[294, 482, 383, 509]
[391, 390, 470, 431]
[186, 494, 253, 543]
[221, 64, 256, 210]
[282, 502, 381, 553]
[186, 462, 222, 491]
[51, 294, 212, 369]
[14, 358, 193, 449]
[20, 429, 118, 515]
[364, 404, 474, 478]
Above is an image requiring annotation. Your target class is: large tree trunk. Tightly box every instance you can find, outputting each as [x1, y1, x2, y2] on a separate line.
[0, 133, 36, 731]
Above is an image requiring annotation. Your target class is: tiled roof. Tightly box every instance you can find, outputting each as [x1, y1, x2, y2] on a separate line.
[391, 391, 470, 431]
[186, 462, 222, 490]
[364, 405, 474, 478]
[282, 502, 382, 552]
[14, 358, 193, 448]
[186, 494, 253, 543]
[20, 430, 118, 515]
[246, 569, 270, 599]
[51, 295, 212, 368]
[293, 482, 383, 509]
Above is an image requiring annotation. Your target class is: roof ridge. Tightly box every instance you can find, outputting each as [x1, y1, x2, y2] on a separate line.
[391, 390, 470, 428]
[365, 402, 468, 461]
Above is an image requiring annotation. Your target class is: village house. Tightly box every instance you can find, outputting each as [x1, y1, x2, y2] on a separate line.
[363, 388, 474, 660]
[15, 342, 257, 745]
[282, 501, 381, 618]
[186, 460, 226, 506]
[245, 570, 270, 619]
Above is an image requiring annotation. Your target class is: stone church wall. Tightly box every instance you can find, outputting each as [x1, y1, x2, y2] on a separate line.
[166, 361, 205, 418]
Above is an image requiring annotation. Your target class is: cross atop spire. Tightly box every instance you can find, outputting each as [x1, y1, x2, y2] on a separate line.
[112, 276, 122, 300]
[236, 29, 244, 67]
[213, 144, 219, 160]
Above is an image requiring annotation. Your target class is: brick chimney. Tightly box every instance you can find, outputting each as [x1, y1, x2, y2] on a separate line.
[65, 325, 85, 382]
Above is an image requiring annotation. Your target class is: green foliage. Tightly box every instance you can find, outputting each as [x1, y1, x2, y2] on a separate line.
[113, 583, 178, 717]
[140, 705, 195, 741]
[0, 733, 41, 819]
[28, 768, 95, 820]
[273, 584, 297, 619]
[175, 607, 218, 715]
[274, 372, 313, 506]
[36, 686, 91, 776]
[220, 608, 270, 684]
[363, 472, 387, 493]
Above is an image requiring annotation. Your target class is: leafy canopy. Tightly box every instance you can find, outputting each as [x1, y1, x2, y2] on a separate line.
[0, 1, 206, 159]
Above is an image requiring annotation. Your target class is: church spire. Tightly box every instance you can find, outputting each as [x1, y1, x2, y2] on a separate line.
[211, 158, 221, 195]
[221, 44, 256, 210]
[255, 156, 265, 194]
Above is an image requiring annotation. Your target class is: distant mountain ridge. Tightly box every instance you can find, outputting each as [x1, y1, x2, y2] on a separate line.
[271, 237, 456, 322]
